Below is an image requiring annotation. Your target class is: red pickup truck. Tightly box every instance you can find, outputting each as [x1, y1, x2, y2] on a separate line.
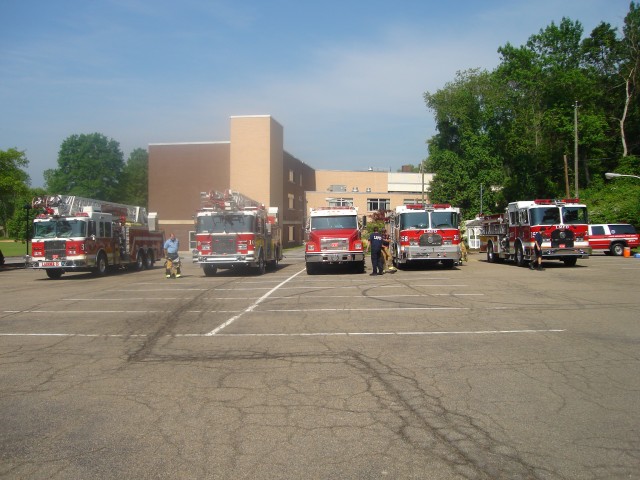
[588, 224, 639, 255]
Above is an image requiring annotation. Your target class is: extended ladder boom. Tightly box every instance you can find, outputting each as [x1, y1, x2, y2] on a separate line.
[32, 195, 148, 224]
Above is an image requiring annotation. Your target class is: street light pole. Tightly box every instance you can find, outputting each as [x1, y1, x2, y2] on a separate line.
[23, 203, 32, 256]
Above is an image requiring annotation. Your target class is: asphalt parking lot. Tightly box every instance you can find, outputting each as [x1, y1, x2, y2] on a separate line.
[1, 249, 639, 479]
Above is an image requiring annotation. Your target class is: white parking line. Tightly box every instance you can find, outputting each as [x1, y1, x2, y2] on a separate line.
[0, 329, 566, 338]
[205, 268, 307, 336]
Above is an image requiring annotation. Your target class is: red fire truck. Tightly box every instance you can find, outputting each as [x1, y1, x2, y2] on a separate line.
[27, 195, 165, 279]
[479, 198, 591, 267]
[389, 203, 462, 269]
[194, 190, 282, 276]
[305, 206, 366, 274]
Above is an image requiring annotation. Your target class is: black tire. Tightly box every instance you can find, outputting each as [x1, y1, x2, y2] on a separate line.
[95, 253, 108, 276]
[515, 244, 525, 267]
[487, 242, 495, 263]
[255, 252, 265, 275]
[203, 264, 217, 277]
[563, 257, 578, 267]
[442, 259, 455, 269]
[267, 249, 279, 271]
[46, 269, 63, 280]
[610, 243, 625, 256]
[135, 250, 145, 271]
[306, 263, 318, 275]
[144, 250, 154, 269]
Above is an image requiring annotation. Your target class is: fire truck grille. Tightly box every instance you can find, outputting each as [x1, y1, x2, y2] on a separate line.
[321, 237, 348, 251]
[419, 233, 443, 246]
[212, 235, 237, 254]
[45, 240, 66, 259]
[550, 229, 574, 248]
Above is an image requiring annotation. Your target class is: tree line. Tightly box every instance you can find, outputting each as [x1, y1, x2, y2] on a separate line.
[0, 133, 148, 241]
[424, 2, 640, 225]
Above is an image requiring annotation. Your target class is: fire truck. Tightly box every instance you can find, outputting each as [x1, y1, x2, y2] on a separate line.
[389, 203, 462, 269]
[193, 190, 282, 276]
[305, 206, 366, 274]
[27, 195, 165, 279]
[479, 198, 591, 267]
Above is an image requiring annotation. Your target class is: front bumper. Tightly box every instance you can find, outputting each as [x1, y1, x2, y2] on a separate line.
[305, 252, 365, 264]
[197, 254, 257, 267]
[398, 245, 461, 263]
[27, 258, 90, 270]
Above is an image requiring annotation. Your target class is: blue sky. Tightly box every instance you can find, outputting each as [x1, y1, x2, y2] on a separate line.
[1, 0, 632, 187]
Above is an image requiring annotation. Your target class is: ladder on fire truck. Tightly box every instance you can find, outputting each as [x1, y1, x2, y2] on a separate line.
[200, 190, 263, 211]
[31, 195, 148, 224]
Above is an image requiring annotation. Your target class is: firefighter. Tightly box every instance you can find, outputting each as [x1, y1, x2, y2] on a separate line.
[381, 232, 396, 273]
[164, 233, 181, 278]
[529, 231, 544, 271]
[367, 227, 384, 275]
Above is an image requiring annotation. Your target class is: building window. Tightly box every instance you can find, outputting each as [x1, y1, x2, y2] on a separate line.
[288, 225, 294, 243]
[289, 169, 294, 182]
[367, 198, 390, 212]
[288, 193, 295, 209]
[189, 231, 196, 250]
[328, 198, 353, 207]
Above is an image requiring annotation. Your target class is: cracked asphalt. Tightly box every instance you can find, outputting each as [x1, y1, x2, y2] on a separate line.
[1, 249, 639, 479]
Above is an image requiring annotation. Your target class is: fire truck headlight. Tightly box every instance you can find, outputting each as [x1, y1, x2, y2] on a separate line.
[354, 241, 362, 250]
[307, 244, 316, 251]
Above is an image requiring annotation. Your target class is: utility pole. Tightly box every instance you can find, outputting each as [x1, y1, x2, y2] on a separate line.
[420, 163, 425, 204]
[574, 101, 579, 197]
[563, 154, 570, 198]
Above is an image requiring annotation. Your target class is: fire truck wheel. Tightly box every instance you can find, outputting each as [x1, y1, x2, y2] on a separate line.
[487, 242, 495, 263]
[563, 257, 578, 267]
[95, 253, 108, 276]
[144, 250, 154, 269]
[203, 264, 217, 276]
[354, 260, 365, 274]
[267, 254, 279, 271]
[515, 244, 525, 267]
[46, 269, 63, 280]
[306, 263, 318, 275]
[610, 242, 625, 256]
[256, 252, 265, 275]
[134, 251, 145, 271]
[442, 259, 455, 269]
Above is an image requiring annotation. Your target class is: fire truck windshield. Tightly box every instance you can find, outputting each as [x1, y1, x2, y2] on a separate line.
[197, 214, 255, 233]
[400, 211, 458, 229]
[33, 219, 87, 238]
[430, 211, 459, 229]
[530, 207, 561, 226]
[310, 215, 357, 230]
[562, 206, 588, 224]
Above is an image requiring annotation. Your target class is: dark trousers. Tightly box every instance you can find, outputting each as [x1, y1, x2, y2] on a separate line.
[371, 250, 383, 274]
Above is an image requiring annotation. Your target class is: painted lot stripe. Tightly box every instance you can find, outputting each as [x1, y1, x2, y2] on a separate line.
[0, 329, 566, 338]
[60, 293, 484, 301]
[206, 268, 307, 336]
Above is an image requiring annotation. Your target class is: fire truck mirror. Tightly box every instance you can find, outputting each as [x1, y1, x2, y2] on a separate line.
[362, 215, 367, 227]
[266, 223, 272, 234]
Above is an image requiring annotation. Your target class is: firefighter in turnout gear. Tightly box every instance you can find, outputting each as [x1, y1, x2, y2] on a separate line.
[164, 233, 181, 278]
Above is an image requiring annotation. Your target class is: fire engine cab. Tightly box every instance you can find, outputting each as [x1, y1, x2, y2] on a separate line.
[389, 203, 462, 269]
[305, 206, 366, 274]
[27, 195, 165, 279]
[194, 190, 282, 276]
[480, 198, 591, 267]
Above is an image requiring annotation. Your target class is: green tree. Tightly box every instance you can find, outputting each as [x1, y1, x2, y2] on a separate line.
[424, 69, 505, 217]
[44, 133, 125, 200]
[121, 148, 149, 207]
[0, 148, 30, 238]
[6, 187, 47, 243]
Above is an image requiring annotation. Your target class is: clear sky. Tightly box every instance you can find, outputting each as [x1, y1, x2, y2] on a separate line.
[1, 0, 632, 187]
